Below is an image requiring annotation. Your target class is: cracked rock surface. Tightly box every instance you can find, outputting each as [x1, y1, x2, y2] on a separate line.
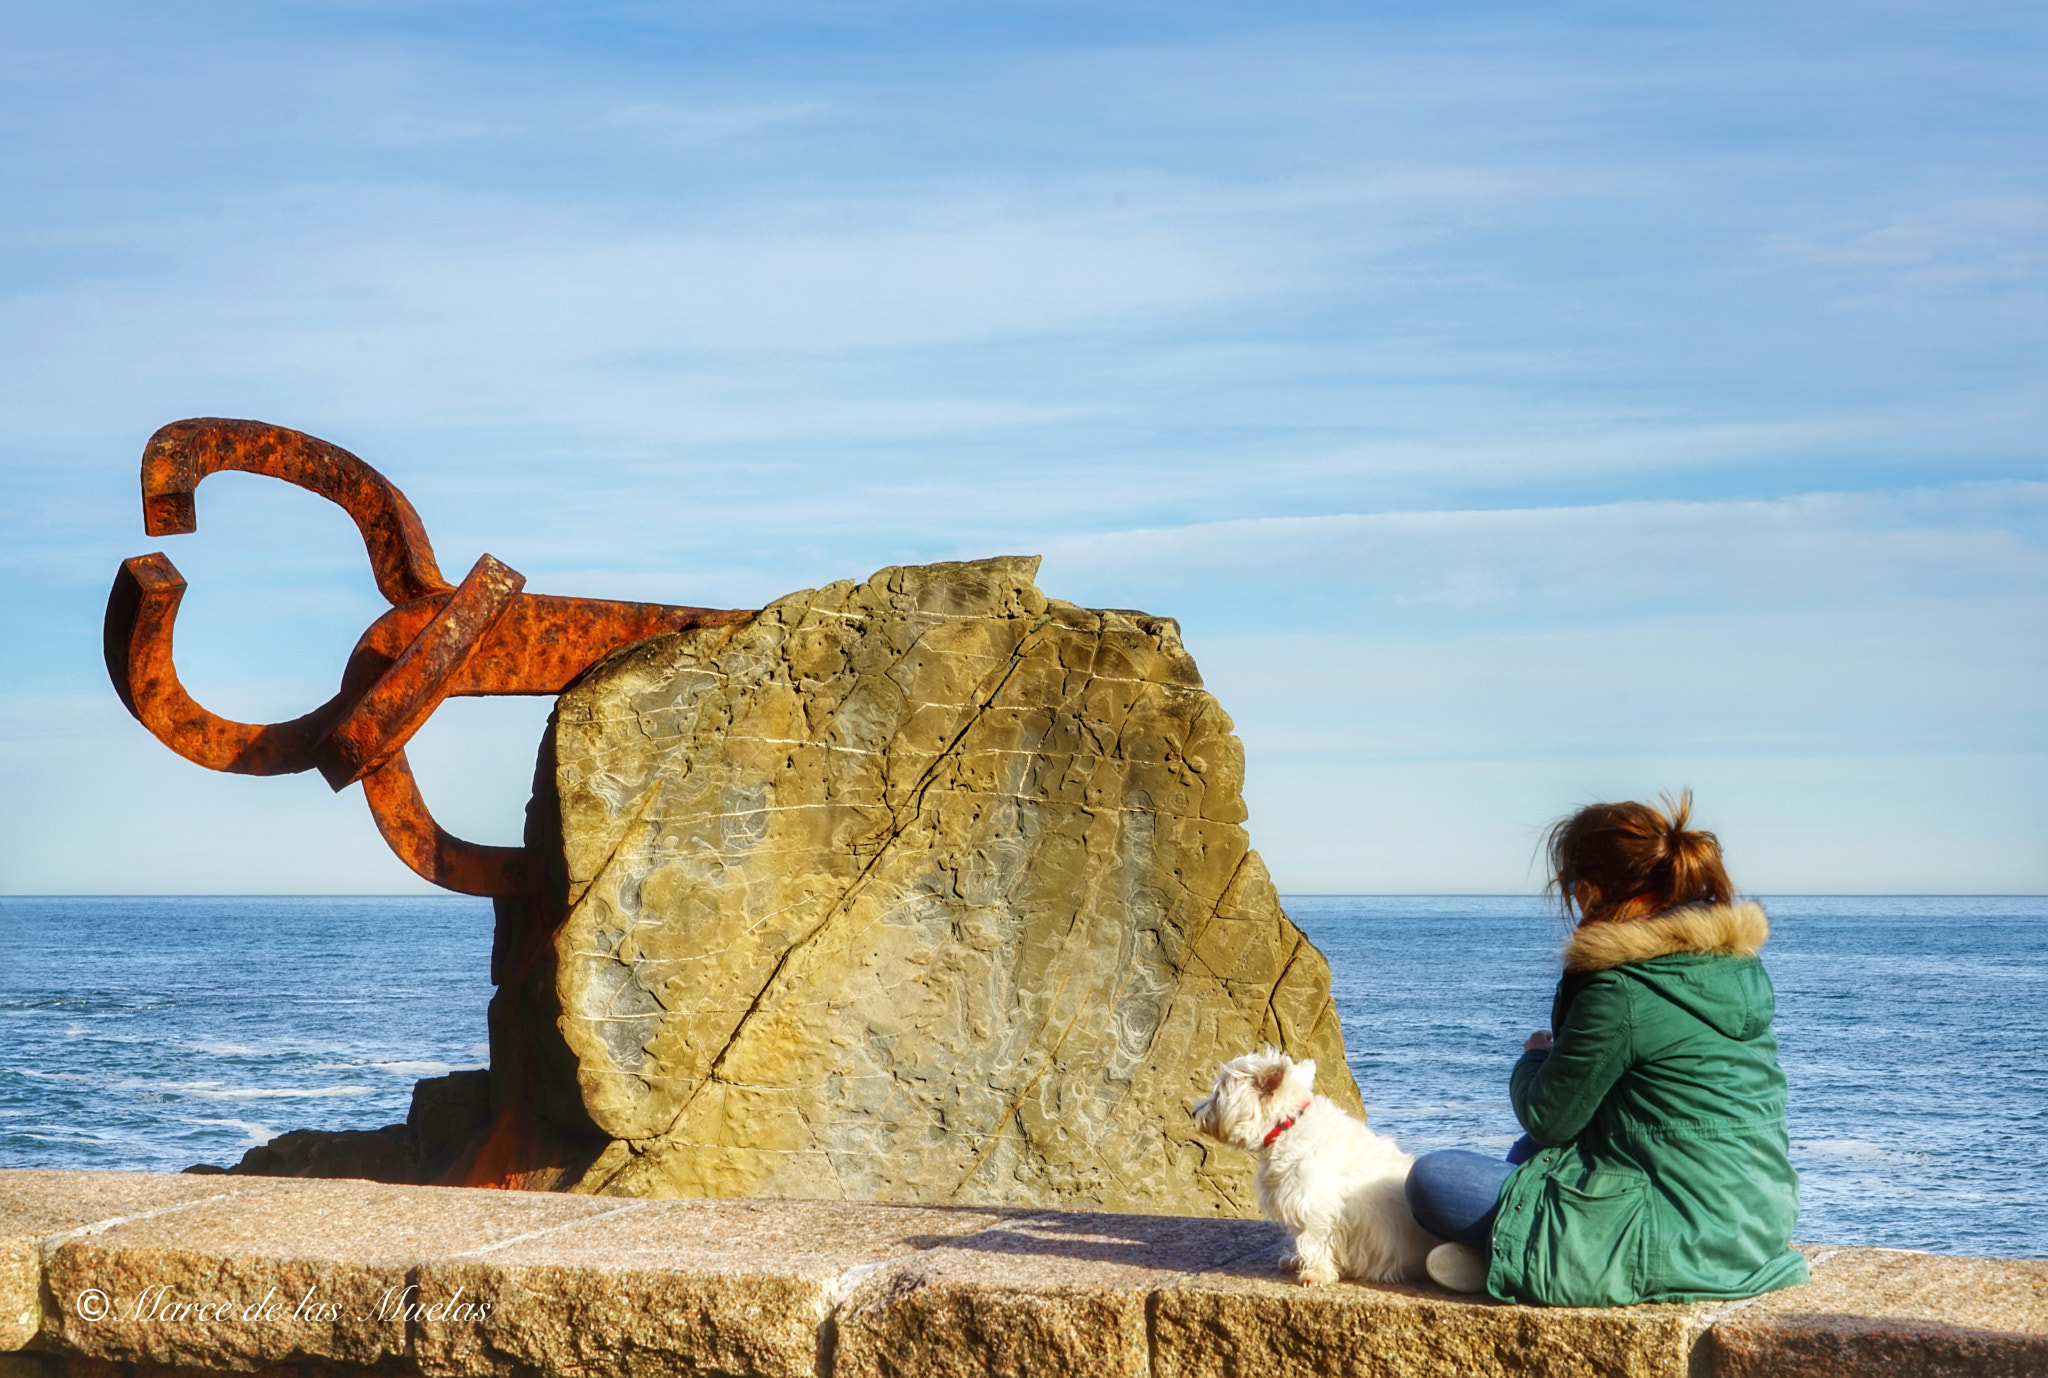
[548, 556, 1360, 1214]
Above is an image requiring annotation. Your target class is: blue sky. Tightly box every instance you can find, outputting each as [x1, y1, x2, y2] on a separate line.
[2, 2, 2042, 893]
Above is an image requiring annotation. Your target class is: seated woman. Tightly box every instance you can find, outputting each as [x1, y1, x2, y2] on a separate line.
[1407, 793, 1808, 1305]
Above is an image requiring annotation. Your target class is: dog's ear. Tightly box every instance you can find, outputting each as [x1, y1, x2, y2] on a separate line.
[1298, 1058, 1317, 1087]
[1255, 1064, 1287, 1099]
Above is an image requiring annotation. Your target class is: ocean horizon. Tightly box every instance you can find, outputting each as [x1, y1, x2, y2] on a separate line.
[3, 893, 2042, 1260]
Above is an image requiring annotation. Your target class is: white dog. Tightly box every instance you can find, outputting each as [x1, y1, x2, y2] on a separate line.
[1191, 1047, 1439, 1285]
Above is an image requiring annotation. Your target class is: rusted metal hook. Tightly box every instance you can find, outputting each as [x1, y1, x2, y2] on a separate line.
[105, 418, 752, 896]
[141, 417, 454, 605]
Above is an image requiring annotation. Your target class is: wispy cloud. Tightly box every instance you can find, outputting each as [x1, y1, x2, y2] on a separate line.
[597, 99, 834, 143]
[1038, 484, 2048, 628]
[1763, 197, 2048, 291]
[2, 2, 2042, 892]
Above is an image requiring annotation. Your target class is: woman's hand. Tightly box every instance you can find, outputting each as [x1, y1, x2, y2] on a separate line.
[1524, 1030, 1555, 1053]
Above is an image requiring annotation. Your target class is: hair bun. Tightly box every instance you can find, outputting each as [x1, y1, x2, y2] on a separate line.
[1545, 788, 1731, 922]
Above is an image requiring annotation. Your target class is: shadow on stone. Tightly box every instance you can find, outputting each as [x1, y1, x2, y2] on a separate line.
[900, 1211, 1288, 1271]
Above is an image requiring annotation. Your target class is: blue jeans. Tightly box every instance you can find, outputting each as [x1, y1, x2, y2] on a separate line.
[1405, 1135, 1536, 1247]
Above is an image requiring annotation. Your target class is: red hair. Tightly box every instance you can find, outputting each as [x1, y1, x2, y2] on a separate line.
[1546, 789, 1733, 925]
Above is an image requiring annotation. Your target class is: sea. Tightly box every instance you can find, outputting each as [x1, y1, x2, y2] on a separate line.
[1, 894, 2042, 1259]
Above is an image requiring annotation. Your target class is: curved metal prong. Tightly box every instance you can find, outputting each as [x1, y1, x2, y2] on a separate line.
[141, 418, 454, 606]
[360, 752, 530, 896]
[317, 554, 527, 789]
[103, 554, 340, 775]
[115, 416, 756, 898]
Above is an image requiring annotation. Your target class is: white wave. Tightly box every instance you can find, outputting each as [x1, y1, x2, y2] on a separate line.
[183, 1117, 275, 1146]
[372, 1061, 465, 1077]
[192, 1043, 271, 1056]
[14, 1123, 165, 1147]
[12, 1071, 383, 1102]
[1794, 1138, 1906, 1162]
[18, 1130, 128, 1147]
[172, 1083, 372, 1101]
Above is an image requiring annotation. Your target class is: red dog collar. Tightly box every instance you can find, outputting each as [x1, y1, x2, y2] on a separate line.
[1262, 1100, 1314, 1148]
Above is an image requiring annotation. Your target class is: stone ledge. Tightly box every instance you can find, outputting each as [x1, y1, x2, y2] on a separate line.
[3, 1171, 2041, 1377]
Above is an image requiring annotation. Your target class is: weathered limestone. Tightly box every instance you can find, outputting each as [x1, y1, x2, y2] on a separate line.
[539, 556, 1359, 1213]
[833, 1211, 1281, 1378]
[1705, 1246, 2048, 1377]
[1152, 1262, 1708, 1378]
[38, 1181, 625, 1372]
[6, 1173, 2043, 1378]
[0, 1170, 259, 1352]
[410, 1199, 1014, 1378]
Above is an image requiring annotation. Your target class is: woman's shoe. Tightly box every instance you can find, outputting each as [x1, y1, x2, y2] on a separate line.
[1425, 1242, 1489, 1294]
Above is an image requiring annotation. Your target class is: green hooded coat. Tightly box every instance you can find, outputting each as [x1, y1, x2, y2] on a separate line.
[1488, 901, 1808, 1306]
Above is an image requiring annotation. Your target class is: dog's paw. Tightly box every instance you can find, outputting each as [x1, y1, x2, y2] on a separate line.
[1297, 1263, 1340, 1287]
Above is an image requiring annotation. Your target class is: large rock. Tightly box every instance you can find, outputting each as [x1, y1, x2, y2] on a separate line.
[533, 556, 1359, 1214]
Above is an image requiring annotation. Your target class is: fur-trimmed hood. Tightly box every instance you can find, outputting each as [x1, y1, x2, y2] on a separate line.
[1502, 895, 1801, 1306]
[1562, 900, 1770, 974]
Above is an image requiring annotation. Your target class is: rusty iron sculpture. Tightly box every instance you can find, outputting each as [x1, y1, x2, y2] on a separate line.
[105, 418, 752, 897]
